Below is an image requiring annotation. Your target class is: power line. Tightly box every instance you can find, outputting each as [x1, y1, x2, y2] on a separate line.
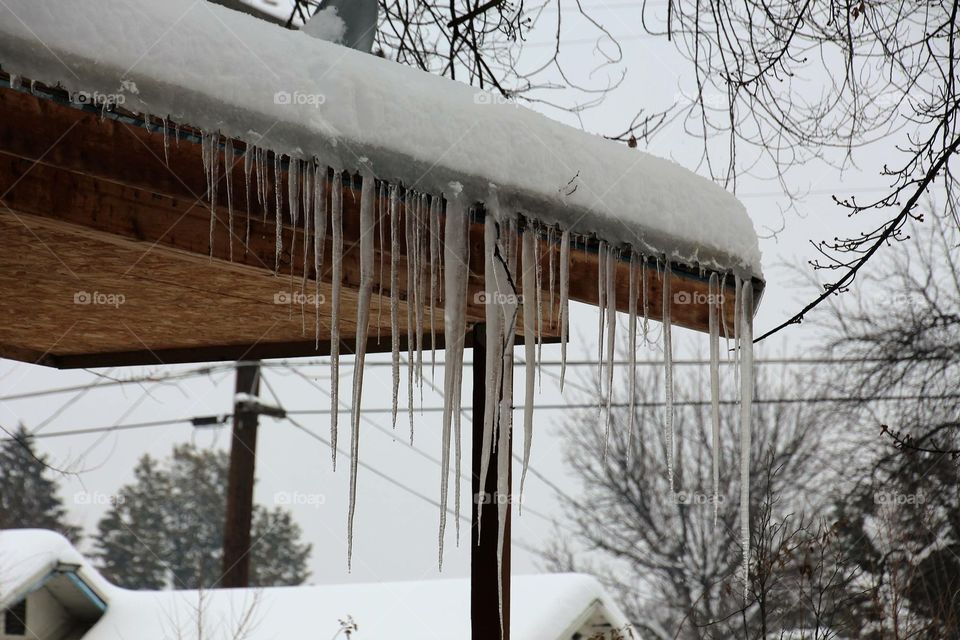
[285, 413, 540, 555]
[263, 356, 936, 369]
[3, 356, 940, 404]
[14, 390, 955, 442]
[259, 373, 546, 555]
[274, 365, 560, 526]
[0, 364, 234, 402]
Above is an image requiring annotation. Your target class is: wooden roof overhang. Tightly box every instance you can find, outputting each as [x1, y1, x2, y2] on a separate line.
[0, 79, 763, 369]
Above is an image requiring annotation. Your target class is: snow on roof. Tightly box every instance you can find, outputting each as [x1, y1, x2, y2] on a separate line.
[0, 0, 761, 277]
[0, 530, 633, 640]
[0, 529, 112, 611]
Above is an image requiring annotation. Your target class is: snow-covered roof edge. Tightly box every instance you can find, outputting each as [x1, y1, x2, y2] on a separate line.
[0, 529, 115, 611]
[0, 0, 762, 279]
[0, 530, 635, 639]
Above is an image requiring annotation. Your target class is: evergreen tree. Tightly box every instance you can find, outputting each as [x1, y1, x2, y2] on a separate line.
[94, 443, 312, 589]
[0, 425, 80, 542]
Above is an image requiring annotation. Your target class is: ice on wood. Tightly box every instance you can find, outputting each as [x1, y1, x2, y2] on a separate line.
[389, 185, 401, 430]
[708, 272, 721, 525]
[627, 252, 638, 448]
[312, 163, 327, 349]
[603, 247, 617, 449]
[429, 197, 440, 381]
[559, 230, 570, 391]
[224, 141, 235, 261]
[479, 213, 503, 540]
[243, 146, 253, 251]
[438, 190, 469, 568]
[662, 261, 675, 494]
[330, 170, 343, 471]
[405, 190, 417, 442]
[347, 168, 376, 570]
[738, 278, 754, 599]
[301, 162, 313, 290]
[496, 345, 515, 630]
[0, 0, 764, 277]
[273, 153, 283, 273]
[596, 241, 606, 384]
[520, 227, 536, 503]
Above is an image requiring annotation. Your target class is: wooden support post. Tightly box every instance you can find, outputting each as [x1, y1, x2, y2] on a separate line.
[472, 324, 511, 639]
[221, 361, 261, 588]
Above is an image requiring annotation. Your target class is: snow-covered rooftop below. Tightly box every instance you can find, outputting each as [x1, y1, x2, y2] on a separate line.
[0, 0, 761, 277]
[0, 530, 633, 640]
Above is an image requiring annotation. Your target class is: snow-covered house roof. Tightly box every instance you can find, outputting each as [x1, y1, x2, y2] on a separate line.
[0, 530, 634, 640]
[0, 0, 759, 278]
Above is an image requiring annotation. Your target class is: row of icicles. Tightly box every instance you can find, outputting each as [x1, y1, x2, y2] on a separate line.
[190, 127, 756, 615]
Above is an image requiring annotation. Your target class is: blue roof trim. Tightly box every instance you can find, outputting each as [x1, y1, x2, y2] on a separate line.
[62, 571, 108, 612]
[24, 567, 108, 614]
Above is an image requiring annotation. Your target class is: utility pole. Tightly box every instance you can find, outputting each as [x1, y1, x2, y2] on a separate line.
[471, 324, 511, 639]
[221, 360, 285, 588]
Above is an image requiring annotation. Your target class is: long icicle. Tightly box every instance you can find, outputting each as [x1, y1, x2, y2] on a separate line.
[708, 273, 722, 527]
[301, 163, 313, 292]
[273, 153, 283, 274]
[533, 222, 543, 387]
[452, 206, 469, 546]
[738, 277, 754, 600]
[559, 230, 571, 391]
[224, 141, 235, 261]
[162, 116, 170, 167]
[405, 190, 417, 442]
[604, 246, 617, 453]
[641, 258, 650, 343]
[415, 194, 427, 393]
[439, 190, 468, 569]
[520, 225, 537, 504]
[287, 159, 300, 301]
[496, 218, 517, 637]
[244, 146, 253, 253]
[201, 133, 212, 253]
[663, 260, 675, 494]
[429, 196, 439, 381]
[627, 251, 639, 454]
[313, 163, 327, 349]
[347, 169, 376, 571]
[478, 210, 503, 541]
[258, 148, 268, 222]
[547, 226, 556, 326]
[389, 185, 401, 430]
[597, 241, 607, 385]
[329, 170, 343, 470]
[377, 182, 386, 338]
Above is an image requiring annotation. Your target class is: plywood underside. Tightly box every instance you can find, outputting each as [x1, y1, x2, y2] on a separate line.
[0, 83, 756, 368]
[0, 211, 439, 367]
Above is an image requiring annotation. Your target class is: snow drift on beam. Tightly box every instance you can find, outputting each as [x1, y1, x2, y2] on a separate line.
[0, 0, 760, 278]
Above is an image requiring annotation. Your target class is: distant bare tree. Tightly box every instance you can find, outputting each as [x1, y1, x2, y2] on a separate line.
[814, 213, 960, 638]
[541, 365, 837, 639]
[820, 212, 960, 458]
[643, 0, 960, 338]
[278, 0, 664, 139]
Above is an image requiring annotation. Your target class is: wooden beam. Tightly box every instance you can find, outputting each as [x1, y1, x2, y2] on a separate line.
[0, 85, 759, 368]
[222, 361, 261, 588]
[471, 324, 511, 639]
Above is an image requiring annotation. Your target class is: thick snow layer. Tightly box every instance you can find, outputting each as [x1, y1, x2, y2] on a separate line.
[0, 530, 112, 610]
[0, 0, 761, 276]
[0, 530, 633, 640]
[302, 6, 347, 43]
